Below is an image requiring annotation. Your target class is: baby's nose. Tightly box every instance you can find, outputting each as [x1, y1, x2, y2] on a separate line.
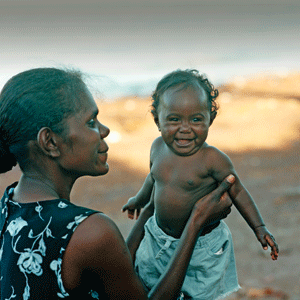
[179, 121, 191, 132]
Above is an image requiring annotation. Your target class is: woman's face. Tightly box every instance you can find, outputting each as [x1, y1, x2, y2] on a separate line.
[58, 87, 110, 177]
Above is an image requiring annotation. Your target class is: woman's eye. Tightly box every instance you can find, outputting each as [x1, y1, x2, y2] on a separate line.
[87, 119, 96, 127]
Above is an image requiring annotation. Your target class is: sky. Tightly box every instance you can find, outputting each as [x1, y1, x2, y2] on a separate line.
[1, 0, 300, 98]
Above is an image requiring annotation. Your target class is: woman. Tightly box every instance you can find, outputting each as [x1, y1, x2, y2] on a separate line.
[0, 67, 233, 299]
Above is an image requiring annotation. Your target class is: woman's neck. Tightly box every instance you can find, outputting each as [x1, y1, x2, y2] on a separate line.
[13, 173, 73, 203]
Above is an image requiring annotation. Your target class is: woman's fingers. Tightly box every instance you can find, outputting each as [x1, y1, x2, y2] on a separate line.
[212, 175, 235, 203]
[192, 174, 235, 227]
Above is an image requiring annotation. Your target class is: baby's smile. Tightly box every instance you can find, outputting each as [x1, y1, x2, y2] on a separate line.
[175, 139, 193, 146]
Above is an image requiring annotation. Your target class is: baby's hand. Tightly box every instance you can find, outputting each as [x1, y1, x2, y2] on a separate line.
[254, 225, 279, 260]
[122, 197, 142, 220]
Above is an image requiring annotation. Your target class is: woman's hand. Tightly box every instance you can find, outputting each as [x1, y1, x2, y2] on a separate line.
[190, 175, 235, 230]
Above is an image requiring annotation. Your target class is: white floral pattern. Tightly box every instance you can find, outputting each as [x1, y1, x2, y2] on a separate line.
[50, 253, 69, 298]
[35, 202, 44, 221]
[5, 286, 16, 300]
[18, 250, 43, 275]
[7, 217, 28, 236]
[58, 201, 68, 209]
[0, 183, 100, 299]
[66, 214, 88, 231]
[0, 235, 4, 260]
[89, 290, 100, 299]
[8, 215, 53, 299]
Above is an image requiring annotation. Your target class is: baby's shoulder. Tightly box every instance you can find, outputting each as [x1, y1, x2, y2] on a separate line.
[201, 144, 231, 163]
[150, 136, 164, 152]
[152, 136, 164, 146]
[202, 144, 233, 171]
[150, 137, 164, 164]
[202, 144, 225, 157]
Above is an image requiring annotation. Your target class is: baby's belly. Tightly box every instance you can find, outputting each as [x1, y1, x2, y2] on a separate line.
[154, 182, 218, 238]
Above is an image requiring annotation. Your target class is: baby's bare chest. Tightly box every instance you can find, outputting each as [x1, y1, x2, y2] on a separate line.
[151, 151, 218, 237]
[151, 152, 211, 189]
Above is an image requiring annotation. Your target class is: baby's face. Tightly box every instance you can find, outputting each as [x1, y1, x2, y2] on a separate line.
[156, 84, 212, 156]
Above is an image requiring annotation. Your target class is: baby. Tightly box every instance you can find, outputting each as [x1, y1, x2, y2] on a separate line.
[123, 69, 278, 299]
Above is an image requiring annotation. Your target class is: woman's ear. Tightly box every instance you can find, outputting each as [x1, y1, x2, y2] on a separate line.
[37, 127, 61, 157]
[154, 117, 161, 131]
[210, 111, 217, 126]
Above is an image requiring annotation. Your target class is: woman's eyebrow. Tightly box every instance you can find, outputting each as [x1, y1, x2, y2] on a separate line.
[90, 109, 99, 118]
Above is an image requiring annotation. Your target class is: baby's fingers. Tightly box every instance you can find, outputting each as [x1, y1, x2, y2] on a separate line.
[256, 234, 268, 250]
[127, 209, 135, 220]
[265, 235, 279, 260]
[122, 203, 130, 212]
[135, 209, 141, 220]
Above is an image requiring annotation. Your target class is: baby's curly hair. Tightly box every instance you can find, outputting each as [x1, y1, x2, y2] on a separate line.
[151, 69, 219, 120]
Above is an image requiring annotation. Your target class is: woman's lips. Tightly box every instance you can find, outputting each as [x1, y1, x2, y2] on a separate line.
[98, 151, 108, 163]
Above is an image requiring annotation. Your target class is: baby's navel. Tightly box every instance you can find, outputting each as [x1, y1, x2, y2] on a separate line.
[187, 180, 194, 186]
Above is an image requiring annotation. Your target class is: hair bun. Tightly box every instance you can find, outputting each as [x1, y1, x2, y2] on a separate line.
[0, 137, 17, 173]
[0, 137, 9, 156]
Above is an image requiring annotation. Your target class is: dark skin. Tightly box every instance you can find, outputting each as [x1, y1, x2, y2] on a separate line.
[123, 85, 279, 260]
[11, 86, 235, 299]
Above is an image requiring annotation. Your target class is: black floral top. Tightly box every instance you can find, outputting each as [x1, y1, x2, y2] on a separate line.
[0, 182, 101, 300]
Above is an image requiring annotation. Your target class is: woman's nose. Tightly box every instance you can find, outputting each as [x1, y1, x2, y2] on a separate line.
[100, 123, 110, 138]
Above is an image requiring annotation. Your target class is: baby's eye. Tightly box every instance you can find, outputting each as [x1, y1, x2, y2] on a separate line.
[192, 117, 203, 123]
[168, 117, 180, 122]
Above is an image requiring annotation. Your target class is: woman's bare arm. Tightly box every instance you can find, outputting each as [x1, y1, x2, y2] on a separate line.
[62, 213, 148, 299]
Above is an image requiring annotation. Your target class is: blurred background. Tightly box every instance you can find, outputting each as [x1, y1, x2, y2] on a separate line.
[1, 0, 299, 299]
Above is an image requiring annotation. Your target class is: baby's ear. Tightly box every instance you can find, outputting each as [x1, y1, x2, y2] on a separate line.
[37, 127, 61, 158]
[210, 111, 217, 125]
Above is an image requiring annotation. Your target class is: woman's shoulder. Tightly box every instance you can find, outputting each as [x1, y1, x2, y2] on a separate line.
[67, 212, 129, 265]
[70, 213, 122, 246]
[62, 213, 129, 290]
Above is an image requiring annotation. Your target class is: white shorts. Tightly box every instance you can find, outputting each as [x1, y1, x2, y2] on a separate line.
[135, 215, 240, 300]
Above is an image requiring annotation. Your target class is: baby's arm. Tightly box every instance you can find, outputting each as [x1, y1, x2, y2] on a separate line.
[122, 172, 154, 219]
[207, 147, 279, 260]
[122, 137, 161, 220]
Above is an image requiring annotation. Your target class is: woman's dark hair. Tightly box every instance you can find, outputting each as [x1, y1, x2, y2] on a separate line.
[0, 67, 86, 173]
[151, 69, 219, 120]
